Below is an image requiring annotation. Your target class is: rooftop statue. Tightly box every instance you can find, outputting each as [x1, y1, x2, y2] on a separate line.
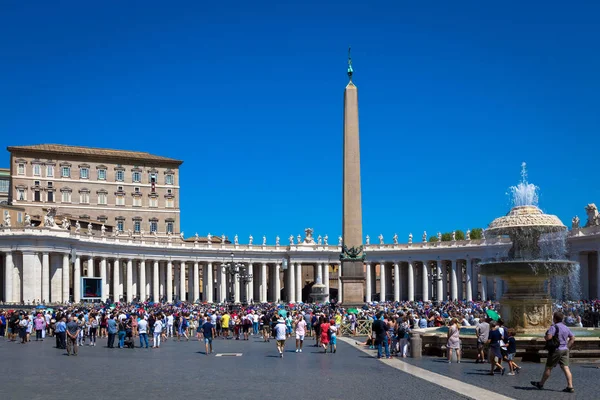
[466, 229, 471, 240]
[60, 217, 69, 230]
[249, 235, 253, 245]
[437, 232, 442, 242]
[378, 234, 384, 245]
[87, 222, 92, 235]
[234, 234, 239, 245]
[262, 235, 267, 246]
[408, 233, 412, 244]
[324, 234, 329, 245]
[393, 233, 398, 244]
[207, 233, 212, 243]
[452, 231, 456, 241]
[365, 235, 370, 245]
[297, 234, 301, 245]
[289, 235, 294, 245]
[3, 211, 11, 227]
[74, 220, 80, 233]
[101, 224, 106, 236]
[338, 236, 342, 246]
[422, 231, 427, 243]
[127, 229, 132, 237]
[585, 204, 599, 227]
[24, 213, 31, 227]
[180, 231, 184, 240]
[317, 235, 322, 245]
[44, 208, 58, 228]
[572, 216, 580, 229]
[221, 234, 226, 243]
[276, 236, 280, 246]
[194, 233, 199, 243]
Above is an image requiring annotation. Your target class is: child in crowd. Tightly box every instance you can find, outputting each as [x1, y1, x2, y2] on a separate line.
[505, 329, 521, 376]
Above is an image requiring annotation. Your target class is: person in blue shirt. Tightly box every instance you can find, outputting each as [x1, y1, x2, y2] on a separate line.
[54, 317, 67, 349]
[107, 315, 118, 348]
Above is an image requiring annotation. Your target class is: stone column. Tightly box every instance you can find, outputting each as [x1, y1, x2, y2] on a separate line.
[495, 278, 503, 300]
[21, 252, 36, 304]
[393, 262, 400, 302]
[62, 253, 70, 303]
[338, 273, 343, 303]
[450, 259, 458, 301]
[206, 262, 213, 303]
[274, 263, 281, 302]
[179, 262, 186, 301]
[99, 258, 107, 301]
[152, 261, 159, 301]
[317, 263, 323, 283]
[295, 263, 302, 303]
[73, 255, 81, 303]
[379, 262, 386, 302]
[139, 260, 146, 301]
[595, 250, 600, 300]
[288, 262, 295, 302]
[422, 261, 429, 301]
[261, 263, 267, 302]
[87, 257, 94, 277]
[166, 261, 173, 302]
[246, 262, 253, 302]
[42, 252, 50, 303]
[219, 263, 226, 302]
[365, 262, 372, 302]
[113, 259, 120, 301]
[132, 261, 138, 299]
[234, 270, 240, 303]
[191, 262, 198, 302]
[407, 261, 414, 301]
[324, 264, 331, 302]
[125, 259, 132, 302]
[4, 252, 13, 303]
[481, 275, 488, 301]
[466, 259, 473, 302]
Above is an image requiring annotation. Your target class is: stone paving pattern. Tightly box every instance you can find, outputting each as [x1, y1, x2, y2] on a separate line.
[1, 335, 597, 399]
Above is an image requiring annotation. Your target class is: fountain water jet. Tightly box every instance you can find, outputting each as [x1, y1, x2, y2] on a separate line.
[481, 163, 577, 333]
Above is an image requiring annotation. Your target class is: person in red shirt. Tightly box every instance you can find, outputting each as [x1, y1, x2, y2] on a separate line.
[319, 316, 330, 353]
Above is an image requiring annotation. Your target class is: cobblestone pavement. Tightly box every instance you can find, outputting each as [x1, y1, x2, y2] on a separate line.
[0, 335, 468, 400]
[344, 337, 597, 400]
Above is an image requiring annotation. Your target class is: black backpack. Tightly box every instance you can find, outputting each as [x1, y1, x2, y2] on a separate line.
[544, 325, 560, 352]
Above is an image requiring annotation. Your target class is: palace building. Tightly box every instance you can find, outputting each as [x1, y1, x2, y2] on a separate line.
[7, 144, 182, 235]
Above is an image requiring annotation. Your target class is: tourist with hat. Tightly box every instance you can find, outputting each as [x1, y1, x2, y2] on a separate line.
[274, 317, 287, 358]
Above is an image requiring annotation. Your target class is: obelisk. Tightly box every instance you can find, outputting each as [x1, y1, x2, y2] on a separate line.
[340, 48, 366, 305]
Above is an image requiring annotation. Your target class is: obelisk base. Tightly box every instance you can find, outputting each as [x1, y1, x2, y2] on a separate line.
[340, 260, 365, 306]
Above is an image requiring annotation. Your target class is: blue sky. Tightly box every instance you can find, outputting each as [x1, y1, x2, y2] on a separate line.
[1, 1, 599, 242]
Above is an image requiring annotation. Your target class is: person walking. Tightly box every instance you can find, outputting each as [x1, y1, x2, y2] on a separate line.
[66, 316, 80, 356]
[34, 313, 46, 341]
[274, 318, 287, 358]
[531, 312, 575, 393]
[475, 317, 490, 364]
[117, 318, 127, 349]
[447, 318, 461, 363]
[153, 316, 163, 348]
[107, 315, 117, 348]
[138, 317, 149, 348]
[320, 316, 331, 353]
[202, 316, 215, 355]
[55, 317, 67, 349]
[89, 315, 98, 346]
[486, 321, 505, 375]
[295, 314, 306, 353]
[372, 312, 390, 359]
[329, 319, 338, 354]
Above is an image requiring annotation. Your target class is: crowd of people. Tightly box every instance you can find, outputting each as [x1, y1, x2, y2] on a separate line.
[0, 298, 593, 392]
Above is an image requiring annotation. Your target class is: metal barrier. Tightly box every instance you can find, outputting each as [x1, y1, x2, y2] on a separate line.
[340, 319, 372, 336]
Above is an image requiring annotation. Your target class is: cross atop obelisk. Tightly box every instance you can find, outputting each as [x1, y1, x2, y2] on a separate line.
[340, 47, 366, 305]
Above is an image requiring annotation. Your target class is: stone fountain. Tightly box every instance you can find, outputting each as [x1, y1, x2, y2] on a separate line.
[480, 163, 577, 333]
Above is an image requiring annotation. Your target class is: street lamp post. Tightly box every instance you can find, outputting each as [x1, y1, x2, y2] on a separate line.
[221, 253, 252, 303]
[428, 269, 442, 302]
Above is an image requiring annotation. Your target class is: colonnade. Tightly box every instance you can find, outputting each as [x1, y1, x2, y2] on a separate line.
[2, 246, 600, 304]
[364, 258, 500, 302]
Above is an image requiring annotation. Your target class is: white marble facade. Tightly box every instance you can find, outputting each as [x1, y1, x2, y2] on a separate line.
[0, 225, 599, 304]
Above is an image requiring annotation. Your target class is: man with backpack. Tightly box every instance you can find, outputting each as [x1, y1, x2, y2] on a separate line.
[531, 312, 575, 393]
